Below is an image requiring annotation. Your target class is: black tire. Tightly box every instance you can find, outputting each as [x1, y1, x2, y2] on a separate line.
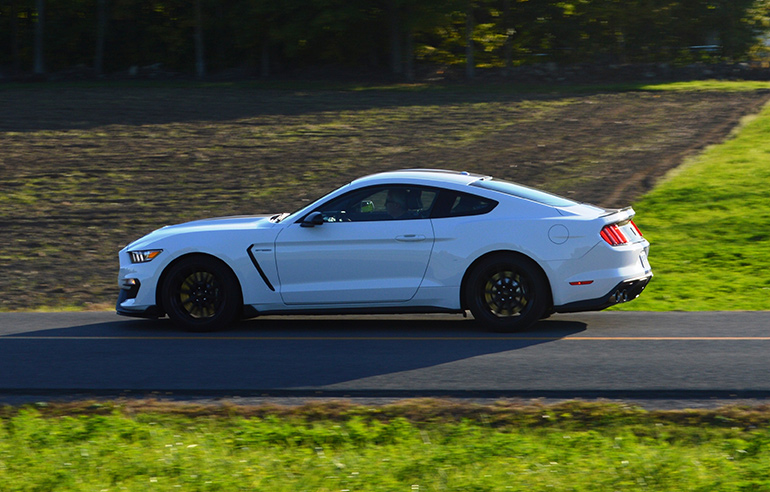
[464, 254, 549, 332]
[161, 255, 242, 332]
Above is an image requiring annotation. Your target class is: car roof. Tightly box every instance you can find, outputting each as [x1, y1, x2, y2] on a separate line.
[350, 169, 584, 209]
[352, 169, 489, 187]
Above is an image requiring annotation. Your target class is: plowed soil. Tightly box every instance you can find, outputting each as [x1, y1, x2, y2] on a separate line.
[1, 86, 767, 310]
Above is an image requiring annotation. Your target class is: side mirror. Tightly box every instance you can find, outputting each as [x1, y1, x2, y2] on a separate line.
[300, 211, 324, 228]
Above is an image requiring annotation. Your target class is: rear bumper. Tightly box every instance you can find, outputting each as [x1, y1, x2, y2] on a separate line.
[554, 275, 652, 313]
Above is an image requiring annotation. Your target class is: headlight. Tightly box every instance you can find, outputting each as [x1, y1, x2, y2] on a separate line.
[129, 249, 163, 263]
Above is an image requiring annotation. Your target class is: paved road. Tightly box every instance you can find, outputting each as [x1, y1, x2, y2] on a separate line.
[0, 311, 768, 408]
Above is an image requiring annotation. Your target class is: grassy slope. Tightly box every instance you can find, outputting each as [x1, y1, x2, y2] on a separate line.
[0, 81, 768, 311]
[6, 84, 766, 311]
[616, 86, 770, 311]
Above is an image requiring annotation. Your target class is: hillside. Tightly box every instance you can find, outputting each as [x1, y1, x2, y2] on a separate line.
[1, 84, 767, 310]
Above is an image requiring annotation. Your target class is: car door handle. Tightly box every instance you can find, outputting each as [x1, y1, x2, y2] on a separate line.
[395, 234, 426, 242]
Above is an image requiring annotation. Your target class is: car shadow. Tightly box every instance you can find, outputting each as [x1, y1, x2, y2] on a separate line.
[0, 314, 585, 394]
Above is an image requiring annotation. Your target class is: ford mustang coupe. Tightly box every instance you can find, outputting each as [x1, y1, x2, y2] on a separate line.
[117, 169, 652, 332]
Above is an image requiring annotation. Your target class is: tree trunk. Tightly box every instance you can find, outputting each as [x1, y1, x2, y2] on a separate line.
[33, 0, 45, 75]
[389, 0, 402, 75]
[503, 0, 514, 76]
[194, 0, 206, 78]
[95, 0, 108, 76]
[10, 0, 20, 73]
[466, 1, 475, 80]
[261, 38, 270, 79]
[405, 27, 414, 82]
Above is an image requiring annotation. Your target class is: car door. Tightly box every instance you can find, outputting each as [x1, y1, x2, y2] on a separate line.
[274, 185, 436, 305]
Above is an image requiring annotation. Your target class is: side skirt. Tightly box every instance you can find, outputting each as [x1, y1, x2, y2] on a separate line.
[242, 305, 465, 319]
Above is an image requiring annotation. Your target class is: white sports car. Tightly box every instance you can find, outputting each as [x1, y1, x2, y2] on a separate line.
[117, 169, 652, 332]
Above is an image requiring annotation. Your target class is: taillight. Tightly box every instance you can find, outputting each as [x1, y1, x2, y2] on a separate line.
[600, 224, 628, 246]
[630, 220, 643, 237]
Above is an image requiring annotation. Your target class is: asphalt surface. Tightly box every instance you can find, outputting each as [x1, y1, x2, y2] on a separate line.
[0, 311, 768, 408]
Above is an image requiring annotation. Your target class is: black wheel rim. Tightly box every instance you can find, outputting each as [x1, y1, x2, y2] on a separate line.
[482, 269, 531, 318]
[176, 270, 223, 319]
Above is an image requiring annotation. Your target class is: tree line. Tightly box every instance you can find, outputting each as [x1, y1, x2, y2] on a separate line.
[1, 0, 768, 80]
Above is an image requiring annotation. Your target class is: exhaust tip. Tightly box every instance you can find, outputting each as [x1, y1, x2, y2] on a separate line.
[611, 289, 629, 304]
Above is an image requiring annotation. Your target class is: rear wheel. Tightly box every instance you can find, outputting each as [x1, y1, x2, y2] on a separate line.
[465, 255, 548, 332]
[161, 256, 241, 332]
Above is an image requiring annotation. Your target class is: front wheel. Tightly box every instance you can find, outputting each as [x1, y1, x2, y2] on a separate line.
[464, 255, 549, 332]
[161, 256, 242, 332]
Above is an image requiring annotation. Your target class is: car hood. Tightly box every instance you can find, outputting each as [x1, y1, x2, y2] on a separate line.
[123, 215, 275, 251]
[168, 215, 275, 230]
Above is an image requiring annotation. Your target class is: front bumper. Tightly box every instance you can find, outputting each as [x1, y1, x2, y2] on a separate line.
[554, 274, 652, 313]
[116, 252, 165, 319]
[116, 287, 163, 318]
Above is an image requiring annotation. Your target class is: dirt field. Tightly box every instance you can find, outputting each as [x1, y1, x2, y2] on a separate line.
[1, 85, 768, 310]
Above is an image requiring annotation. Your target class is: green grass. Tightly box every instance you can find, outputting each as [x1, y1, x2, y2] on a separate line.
[639, 80, 770, 92]
[616, 99, 770, 311]
[4, 400, 770, 491]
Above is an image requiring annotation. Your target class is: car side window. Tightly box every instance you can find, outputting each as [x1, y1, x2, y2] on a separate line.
[315, 186, 437, 222]
[432, 191, 498, 218]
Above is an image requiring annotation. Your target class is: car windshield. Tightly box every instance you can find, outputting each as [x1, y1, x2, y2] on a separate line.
[471, 178, 578, 207]
[282, 182, 354, 221]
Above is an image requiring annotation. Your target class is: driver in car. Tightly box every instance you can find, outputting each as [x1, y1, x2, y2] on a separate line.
[385, 189, 409, 219]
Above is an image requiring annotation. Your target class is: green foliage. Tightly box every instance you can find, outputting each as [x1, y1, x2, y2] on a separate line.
[1, 0, 768, 75]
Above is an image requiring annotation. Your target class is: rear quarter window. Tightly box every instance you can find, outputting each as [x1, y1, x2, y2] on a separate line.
[471, 178, 577, 207]
[432, 191, 498, 218]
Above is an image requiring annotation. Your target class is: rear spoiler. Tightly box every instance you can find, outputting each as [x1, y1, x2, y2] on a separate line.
[601, 206, 635, 223]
